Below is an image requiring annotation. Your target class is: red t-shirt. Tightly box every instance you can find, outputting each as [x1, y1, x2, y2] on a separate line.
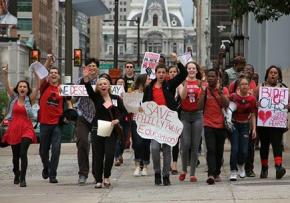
[203, 87, 229, 128]
[152, 85, 167, 106]
[229, 79, 256, 95]
[39, 82, 63, 124]
[180, 80, 202, 112]
[230, 93, 256, 122]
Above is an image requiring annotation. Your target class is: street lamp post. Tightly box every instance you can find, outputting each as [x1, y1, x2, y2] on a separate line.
[137, 17, 140, 67]
[113, 0, 119, 69]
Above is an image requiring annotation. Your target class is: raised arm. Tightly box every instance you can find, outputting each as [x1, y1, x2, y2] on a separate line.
[1, 65, 14, 97]
[80, 68, 98, 102]
[30, 71, 40, 104]
[168, 53, 188, 90]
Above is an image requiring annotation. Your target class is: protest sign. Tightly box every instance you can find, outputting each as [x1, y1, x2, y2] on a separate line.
[59, 85, 124, 96]
[178, 52, 193, 66]
[97, 120, 113, 137]
[134, 101, 183, 146]
[140, 52, 160, 79]
[29, 62, 48, 79]
[258, 86, 288, 128]
[123, 92, 144, 113]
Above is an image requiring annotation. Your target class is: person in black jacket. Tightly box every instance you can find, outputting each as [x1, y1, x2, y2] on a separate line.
[142, 53, 187, 186]
[82, 69, 127, 189]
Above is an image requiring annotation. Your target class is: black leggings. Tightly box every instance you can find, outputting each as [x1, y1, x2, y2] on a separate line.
[11, 138, 32, 180]
[258, 127, 284, 167]
[172, 138, 179, 162]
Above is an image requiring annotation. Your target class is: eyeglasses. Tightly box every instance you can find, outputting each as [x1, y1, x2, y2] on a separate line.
[87, 64, 97, 67]
[126, 66, 133, 69]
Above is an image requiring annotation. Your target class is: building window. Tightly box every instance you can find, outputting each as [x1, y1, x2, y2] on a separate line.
[173, 43, 177, 53]
[17, 0, 32, 12]
[147, 33, 162, 53]
[124, 8, 126, 12]
[17, 18, 32, 31]
[153, 14, 158, 26]
[119, 45, 124, 56]
[108, 45, 113, 55]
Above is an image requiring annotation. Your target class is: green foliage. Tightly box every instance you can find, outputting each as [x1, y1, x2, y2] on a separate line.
[0, 91, 8, 120]
[229, 0, 290, 23]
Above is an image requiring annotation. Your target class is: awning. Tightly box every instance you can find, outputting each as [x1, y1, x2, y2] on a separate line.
[72, 0, 110, 16]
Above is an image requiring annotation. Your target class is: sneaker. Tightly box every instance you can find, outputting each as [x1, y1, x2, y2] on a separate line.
[42, 169, 49, 179]
[133, 167, 141, 177]
[206, 176, 215, 185]
[190, 176, 197, 182]
[155, 173, 162, 185]
[95, 182, 102, 189]
[179, 173, 186, 181]
[141, 168, 148, 176]
[163, 176, 171, 186]
[49, 177, 58, 183]
[260, 167, 268, 179]
[276, 166, 286, 179]
[238, 165, 246, 178]
[246, 170, 256, 177]
[230, 171, 237, 181]
[78, 175, 87, 185]
[214, 175, 222, 182]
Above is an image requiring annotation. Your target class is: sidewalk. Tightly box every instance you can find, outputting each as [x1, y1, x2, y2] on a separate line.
[1, 142, 290, 203]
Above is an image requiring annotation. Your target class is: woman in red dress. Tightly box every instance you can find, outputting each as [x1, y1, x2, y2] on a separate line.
[1, 64, 39, 187]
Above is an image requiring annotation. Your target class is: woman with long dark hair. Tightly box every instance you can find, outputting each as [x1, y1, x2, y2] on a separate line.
[143, 53, 187, 186]
[256, 65, 288, 179]
[1, 65, 39, 187]
[131, 74, 152, 176]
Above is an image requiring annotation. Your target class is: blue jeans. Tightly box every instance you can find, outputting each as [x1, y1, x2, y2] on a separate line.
[230, 122, 250, 171]
[39, 124, 62, 178]
[131, 121, 151, 165]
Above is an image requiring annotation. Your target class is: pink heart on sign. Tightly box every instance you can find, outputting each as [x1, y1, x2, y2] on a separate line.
[258, 110, 272, 125]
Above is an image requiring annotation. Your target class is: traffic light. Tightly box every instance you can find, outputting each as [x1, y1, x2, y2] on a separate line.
[74, 49, 82, 66]
[30, 49, 40, 62]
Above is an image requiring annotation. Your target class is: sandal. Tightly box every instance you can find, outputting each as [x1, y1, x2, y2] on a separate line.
[103, 178, 111, 188]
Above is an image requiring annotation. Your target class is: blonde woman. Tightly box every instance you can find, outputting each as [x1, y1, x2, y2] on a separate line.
[82, 69, 127, 188]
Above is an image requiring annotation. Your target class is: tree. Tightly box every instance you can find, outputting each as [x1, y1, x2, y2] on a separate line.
[229, 0, 290, 23]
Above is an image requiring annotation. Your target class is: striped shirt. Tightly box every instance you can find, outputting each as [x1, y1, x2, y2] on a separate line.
[74, 77, 97, 123]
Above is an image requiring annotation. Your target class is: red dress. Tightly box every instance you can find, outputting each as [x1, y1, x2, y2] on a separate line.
[2, 101, 37, 145]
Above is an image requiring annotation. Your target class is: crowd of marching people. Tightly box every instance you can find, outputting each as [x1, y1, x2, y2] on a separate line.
[1, 53, 289, 189]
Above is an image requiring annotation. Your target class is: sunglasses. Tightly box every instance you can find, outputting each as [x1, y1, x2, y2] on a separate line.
[126, 66, 133, 68]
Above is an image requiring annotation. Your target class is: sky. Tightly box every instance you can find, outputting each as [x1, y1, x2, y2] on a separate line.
[181, 0, 194, 27]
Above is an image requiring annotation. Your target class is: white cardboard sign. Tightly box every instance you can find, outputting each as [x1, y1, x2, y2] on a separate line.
[59, 85, 124, 97]
[97, 120, 114, 137]
[257, 86, 288, 128]
[123, 92, 144, 113]
[134, 101, 183, 146]
[29, 62, 48, 79]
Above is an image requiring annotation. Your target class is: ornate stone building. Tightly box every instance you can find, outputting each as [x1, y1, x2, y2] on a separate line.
[101, 0, 195, 67]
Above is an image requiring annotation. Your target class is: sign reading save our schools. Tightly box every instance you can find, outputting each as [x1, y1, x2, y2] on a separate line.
[59, 85, 125, 97]
[134, 101, 183, 146]
[258, 86, 288, 128]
